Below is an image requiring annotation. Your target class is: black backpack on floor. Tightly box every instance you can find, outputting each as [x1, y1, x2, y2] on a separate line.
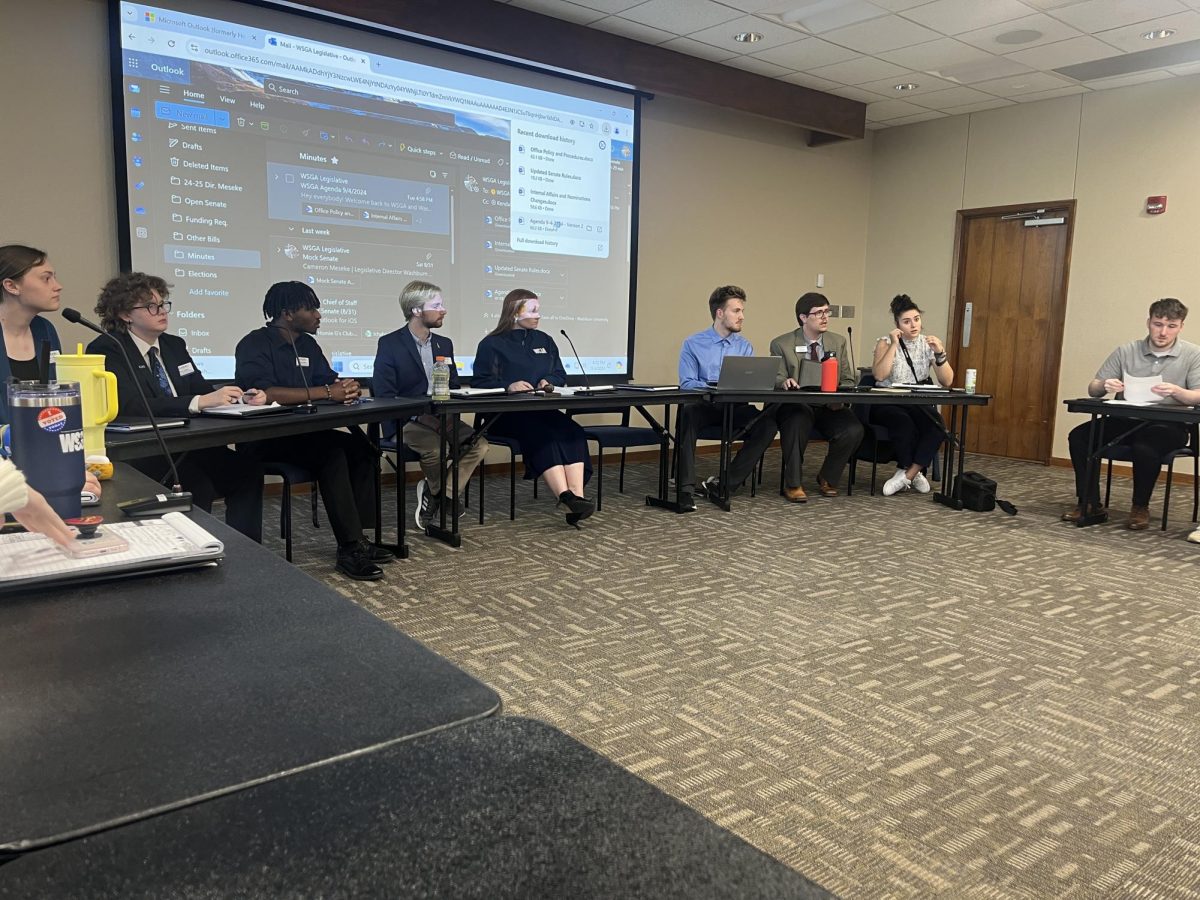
[954, 471, 1017, 516]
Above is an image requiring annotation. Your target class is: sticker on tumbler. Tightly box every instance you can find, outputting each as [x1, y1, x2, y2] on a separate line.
[38, 407, 67, 433]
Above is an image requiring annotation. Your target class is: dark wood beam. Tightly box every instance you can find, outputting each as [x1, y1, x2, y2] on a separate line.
[293, 0, 866, 141]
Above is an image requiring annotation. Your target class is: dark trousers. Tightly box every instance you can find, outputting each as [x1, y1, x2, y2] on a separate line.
[248, 430, 377, 546]
[1068, 418, 1189, 507]
[676, 403, 777, 494]
[777, 404, 864, 488]
[869, 405, 944, 471]
[134, 446, 264, 543]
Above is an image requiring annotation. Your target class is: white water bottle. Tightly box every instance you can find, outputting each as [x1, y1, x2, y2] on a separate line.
[432, 356, 451, 401]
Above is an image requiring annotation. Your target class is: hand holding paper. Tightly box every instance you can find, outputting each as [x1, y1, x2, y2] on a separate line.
[1121, 373, 1163, 404]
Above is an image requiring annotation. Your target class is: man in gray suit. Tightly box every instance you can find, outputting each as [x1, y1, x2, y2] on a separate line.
[769, 292, 863, 502]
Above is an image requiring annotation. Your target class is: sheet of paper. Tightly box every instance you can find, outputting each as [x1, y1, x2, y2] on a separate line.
[1122, 373, 1162, 404]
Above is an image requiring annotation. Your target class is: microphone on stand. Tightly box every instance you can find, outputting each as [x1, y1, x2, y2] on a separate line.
[274, 322, 319, 415]
[62, 308, 193, 517]
[847, 325, 868, 391]
[559, 329, 599, 395]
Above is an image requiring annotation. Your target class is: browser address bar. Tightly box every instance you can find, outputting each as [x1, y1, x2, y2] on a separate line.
[196, 44, 567, 126]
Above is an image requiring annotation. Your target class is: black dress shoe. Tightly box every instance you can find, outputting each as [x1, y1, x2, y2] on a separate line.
[366, 541, 396, 563]
[678, 492, 696, 512]
[559, 491, 595, 523]
[335, 544, 384, 581]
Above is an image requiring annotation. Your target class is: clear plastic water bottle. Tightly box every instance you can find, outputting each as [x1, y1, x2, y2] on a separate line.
[432, 356, 451, 401]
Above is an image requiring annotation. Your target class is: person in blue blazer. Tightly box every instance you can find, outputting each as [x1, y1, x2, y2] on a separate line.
[472, 288, 594, 526]
[0, 245, 63, 424]
[88, 272, 265, 542]
[372, 280, 488, 528]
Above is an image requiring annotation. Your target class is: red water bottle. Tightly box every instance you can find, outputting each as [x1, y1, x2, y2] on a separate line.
[820, 354, 838, 392]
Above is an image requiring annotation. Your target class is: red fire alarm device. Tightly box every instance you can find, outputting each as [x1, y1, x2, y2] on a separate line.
[1147, 196, 1167, 215]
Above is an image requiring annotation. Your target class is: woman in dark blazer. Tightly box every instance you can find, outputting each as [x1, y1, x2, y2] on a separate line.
[0, 245, 63, 424]
[472, 288, 594, 526]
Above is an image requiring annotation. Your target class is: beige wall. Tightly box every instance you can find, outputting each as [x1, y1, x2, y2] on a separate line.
[864, 77, 1200, 461]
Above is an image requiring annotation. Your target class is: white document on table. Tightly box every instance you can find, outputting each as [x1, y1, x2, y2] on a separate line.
[1120, 373, 1163, 404]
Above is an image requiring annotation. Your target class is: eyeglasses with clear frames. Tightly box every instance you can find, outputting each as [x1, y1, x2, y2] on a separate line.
[134, 301, 173, 315]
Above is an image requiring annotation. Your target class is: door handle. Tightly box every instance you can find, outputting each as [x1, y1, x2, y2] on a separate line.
[962, 301, 973, 348]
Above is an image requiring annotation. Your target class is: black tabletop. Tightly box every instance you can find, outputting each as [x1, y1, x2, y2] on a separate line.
[0, 717, 829, 899]
[0, 466, 498, 852]
[430, 388, 706, 415]
[1064, 396, 1200, 423]
[708, 388, 992, 406]
[104, 396, 428, 460]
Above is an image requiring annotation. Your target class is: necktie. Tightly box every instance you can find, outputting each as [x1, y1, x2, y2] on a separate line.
[808, 342, 820, 361]
[148, 347, 173, 397]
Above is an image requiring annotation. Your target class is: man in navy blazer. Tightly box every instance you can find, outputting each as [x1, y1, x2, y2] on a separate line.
[89, 272, 265, 542]
[373, 280, 487, 527]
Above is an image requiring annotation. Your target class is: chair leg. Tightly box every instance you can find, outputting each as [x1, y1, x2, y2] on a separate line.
[310, 483, 320, 529]
[1104, 459, 1114, 508]
[477, 461, 487, 526]
[619, 447, 628, 493]
[595, 443, 604, 511]
[1162, 460, 1175, 531]
[509, 452, 516, 521]
[281, 477, 293, 563]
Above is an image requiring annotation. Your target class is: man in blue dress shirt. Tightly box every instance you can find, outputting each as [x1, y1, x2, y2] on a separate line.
[675, 285, 777, 511]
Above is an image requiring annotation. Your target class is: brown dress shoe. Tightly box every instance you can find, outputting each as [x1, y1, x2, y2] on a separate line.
[1127, 505, 1150, 530]
[784, 485, 808, 503]
[816, 477, 838, 498]
[1062, 504, 1108, 523]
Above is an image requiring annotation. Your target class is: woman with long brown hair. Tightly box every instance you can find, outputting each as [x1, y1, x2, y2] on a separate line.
[0, 245, 63, 424]
[472, 289, 595, 526]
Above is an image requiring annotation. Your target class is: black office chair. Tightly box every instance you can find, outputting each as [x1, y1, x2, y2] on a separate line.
[1102, 425, 1200, 530]
[475, 415, 535, 522]
[568, 407, 661, 511]
[263, 462, 320, 563]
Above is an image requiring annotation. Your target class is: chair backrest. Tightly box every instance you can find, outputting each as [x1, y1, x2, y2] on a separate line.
[567, 406, 632, 427]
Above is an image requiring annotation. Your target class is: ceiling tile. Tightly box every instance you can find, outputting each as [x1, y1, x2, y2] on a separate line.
[757, 0, 890, 35]
[1011, 83, 1090, 99]
[865, 120, 890, 129]
[1167, 59, 1200, 72]
[724, 55, 797, 76]
[906, 84, 999, 107]
[856, 71, 959, 94]
[901, 0, 1039, 36]
[956, 13, 1085, 51]
[941, 97, 1018, 113]
[1049, 0, 1188, 34]
[936, 55, 1034, 82]
[1020, 0, 1087, 8]
[566, 0, 645, 12]
[820, 15, 943, 53]
[619, 0, 743, 33]
[711, 0, 789, 10]
[828, 84, 893, 102]
[780, 71, 845, 90]
[869, 0, 938, 10]
[865, 97, 928, 118]
[685, 14, 806, 51]
[1005, 33, 1121, 67]
[1093, 10, 1200, 52]
[589, 16, 677, 43]
[751, 35, 859, 68]
[880, 37, 995, 70]
[1082, 68, 1174, 87]
[808, 55, 913, 83]
[508, 0, 608, 23]
[885, 110, 951, 124]
[971, 70, 1077, 94]
[658, 36, 740, 60]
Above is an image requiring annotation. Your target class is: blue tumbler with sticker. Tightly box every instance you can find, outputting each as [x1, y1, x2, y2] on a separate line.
[8, 382, 84, 519]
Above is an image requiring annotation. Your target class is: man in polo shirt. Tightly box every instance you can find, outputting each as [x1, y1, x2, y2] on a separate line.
[675, 285, 777, 511]
[1063, 297, 1200, 530]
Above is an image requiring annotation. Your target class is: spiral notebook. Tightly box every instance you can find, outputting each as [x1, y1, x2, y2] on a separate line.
[0, 512, 224, 593]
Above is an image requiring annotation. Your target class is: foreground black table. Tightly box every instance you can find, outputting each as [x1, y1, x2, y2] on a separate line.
[0, 717, 830, 899]
[705, 388, 991, 511]
[0, 465, 499, 853]
[1063, 397, 1200, 527]
[104, 396, 428, 557]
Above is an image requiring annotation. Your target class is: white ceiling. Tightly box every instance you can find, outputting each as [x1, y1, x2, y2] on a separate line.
[494, 0, 1200, 128]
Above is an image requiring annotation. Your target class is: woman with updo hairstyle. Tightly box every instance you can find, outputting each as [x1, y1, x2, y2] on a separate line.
[472, 288, 595, 526]
[870, 293, 954, 496]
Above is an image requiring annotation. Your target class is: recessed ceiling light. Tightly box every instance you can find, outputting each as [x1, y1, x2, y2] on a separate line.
[734, 31, 764, 43]
[1142, 28, 1176, 40]
[893, 82, 918, 91]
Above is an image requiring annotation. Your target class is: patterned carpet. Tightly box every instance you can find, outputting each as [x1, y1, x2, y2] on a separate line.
[238, 449, 1200, 899]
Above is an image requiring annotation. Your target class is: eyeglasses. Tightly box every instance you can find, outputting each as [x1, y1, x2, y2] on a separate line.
[803, 308, 831, 318]
[134, 301, 172, 315]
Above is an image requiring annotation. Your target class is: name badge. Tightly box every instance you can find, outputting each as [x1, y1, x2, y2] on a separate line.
[795, 346, 804, 353]
[177, 362, 195, 376]
[297, 356, 310, 367]
[533, 348, 547, 354]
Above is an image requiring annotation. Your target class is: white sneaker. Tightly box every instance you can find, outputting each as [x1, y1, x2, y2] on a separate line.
[882, 469, 911, 496]
[1187, 526, 1200, 544]
[911, 472, 931, 494]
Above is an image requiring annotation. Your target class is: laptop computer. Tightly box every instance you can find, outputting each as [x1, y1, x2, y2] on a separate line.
[710, 356, 779, 391]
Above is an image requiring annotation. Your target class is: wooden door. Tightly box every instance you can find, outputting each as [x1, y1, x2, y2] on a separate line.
[948, 202, 1074, 462]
